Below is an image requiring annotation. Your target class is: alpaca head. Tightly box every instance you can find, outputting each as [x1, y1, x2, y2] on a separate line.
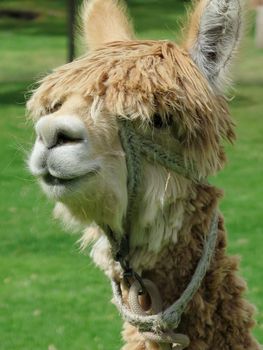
[28, 0, 241, 233]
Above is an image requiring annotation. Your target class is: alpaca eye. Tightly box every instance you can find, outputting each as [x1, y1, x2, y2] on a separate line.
[153, 114, 165, 129]
[152, 114, 172, 129]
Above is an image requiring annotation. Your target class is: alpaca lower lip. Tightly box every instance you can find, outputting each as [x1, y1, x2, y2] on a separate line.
[41, 167, 100, 187]
[42, 173, 80, 186]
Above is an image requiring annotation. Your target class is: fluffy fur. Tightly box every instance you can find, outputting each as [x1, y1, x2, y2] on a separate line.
[27, 40, 235, 178]
[27, 0, 260, 349]
[82, 0, 134, 50]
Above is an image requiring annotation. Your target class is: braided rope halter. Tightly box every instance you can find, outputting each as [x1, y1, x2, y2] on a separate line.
[105, 119, 219, 350]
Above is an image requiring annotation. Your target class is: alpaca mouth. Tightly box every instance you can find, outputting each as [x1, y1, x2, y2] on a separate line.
[42, 169, 98, 187]
[42, 173, 79, 186]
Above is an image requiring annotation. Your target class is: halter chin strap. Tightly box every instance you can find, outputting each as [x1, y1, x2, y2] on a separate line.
[105, 118, 218, 346]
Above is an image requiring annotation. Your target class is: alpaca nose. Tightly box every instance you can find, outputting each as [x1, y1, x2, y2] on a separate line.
[35, 115, 87, 149]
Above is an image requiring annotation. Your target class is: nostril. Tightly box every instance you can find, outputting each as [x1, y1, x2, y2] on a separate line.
[56, 131, 83, 147]
[36, 115, 88, 149]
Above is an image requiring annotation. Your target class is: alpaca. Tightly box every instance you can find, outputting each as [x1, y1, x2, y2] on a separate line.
[27, 0, 261, 349]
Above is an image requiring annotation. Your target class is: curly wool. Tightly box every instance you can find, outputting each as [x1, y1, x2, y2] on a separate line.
[122, 185, 260, 350]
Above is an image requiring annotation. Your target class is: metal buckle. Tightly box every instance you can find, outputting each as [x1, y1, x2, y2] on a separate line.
[123, 268, 147, 295]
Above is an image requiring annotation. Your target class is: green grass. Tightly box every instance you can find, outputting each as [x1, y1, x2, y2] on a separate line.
[0, 1, 262, 349]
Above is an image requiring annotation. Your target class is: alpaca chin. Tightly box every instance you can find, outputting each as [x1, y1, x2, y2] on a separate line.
[52, 169, 128, 238]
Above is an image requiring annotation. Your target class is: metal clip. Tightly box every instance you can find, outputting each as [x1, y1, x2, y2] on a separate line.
[123, 268, 147, 295]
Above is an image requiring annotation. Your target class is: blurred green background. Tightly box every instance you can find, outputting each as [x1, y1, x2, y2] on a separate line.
[0, 1, 262, 349]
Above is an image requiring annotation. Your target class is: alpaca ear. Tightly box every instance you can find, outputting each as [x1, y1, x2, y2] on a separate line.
[82, 0, 135, 50]
[185, 0, 243, 92]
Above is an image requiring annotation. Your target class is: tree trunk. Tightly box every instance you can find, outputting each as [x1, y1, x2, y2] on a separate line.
[256, 6, 263, 48]
[68, 0, 76, 62]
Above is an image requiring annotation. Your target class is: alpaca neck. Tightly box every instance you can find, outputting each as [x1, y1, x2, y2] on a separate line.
[129, 163, 193, 272]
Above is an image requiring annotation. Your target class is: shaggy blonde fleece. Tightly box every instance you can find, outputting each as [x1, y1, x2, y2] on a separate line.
[28, 40, 235, 178]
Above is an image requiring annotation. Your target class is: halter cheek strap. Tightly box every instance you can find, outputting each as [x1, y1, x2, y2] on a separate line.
[107, 119, 203, 267]
[105, 118, 219, 349]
